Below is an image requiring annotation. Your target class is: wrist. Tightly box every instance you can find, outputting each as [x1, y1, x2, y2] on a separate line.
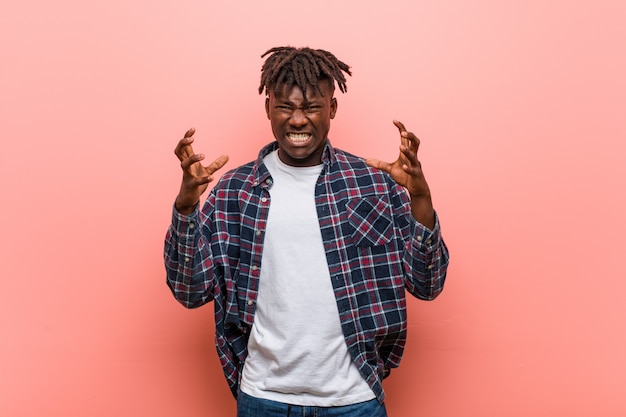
[175, 199, 198, 215]
[409, 195, 435, 230]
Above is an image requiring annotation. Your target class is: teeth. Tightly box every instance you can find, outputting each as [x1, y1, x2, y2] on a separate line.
[287, 133, 310, 143]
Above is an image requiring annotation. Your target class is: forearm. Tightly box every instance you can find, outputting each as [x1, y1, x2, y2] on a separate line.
[409, 194, 435, 230]
[403, 212, 450, 300]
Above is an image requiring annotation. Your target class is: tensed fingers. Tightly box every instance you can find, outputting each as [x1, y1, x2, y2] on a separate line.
[175, 128, 197, 160]
[206, 154, 230, 175]
[180, 152, 205, 170]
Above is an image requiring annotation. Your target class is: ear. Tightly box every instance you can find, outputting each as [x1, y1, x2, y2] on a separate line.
[330, 97, 338, 119]
[265, 97, 271, 120]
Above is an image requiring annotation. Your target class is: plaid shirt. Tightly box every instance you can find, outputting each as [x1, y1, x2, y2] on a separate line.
[164, 140, 449, 403]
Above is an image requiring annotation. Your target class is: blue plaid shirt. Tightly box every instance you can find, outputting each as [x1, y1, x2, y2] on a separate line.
[164, 140, 449, 403]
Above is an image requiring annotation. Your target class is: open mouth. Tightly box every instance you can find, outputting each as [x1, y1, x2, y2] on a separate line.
[287, 132, 312, 144]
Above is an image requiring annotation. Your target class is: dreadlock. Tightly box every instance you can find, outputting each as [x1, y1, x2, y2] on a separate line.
[258, 46, 352, 98]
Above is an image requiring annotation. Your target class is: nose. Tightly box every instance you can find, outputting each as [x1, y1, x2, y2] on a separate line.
[289, 109, 308, 127]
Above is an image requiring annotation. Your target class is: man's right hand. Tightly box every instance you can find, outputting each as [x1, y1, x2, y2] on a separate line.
[174, 128, 229, 215]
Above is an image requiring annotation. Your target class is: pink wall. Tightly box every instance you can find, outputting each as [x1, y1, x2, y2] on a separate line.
[2, 0, 625, 415]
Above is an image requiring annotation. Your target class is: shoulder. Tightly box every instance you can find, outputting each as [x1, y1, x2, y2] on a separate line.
[213, 160, 256, 191]
[330, 147, 410, 207]
[331, 147, 393, 185]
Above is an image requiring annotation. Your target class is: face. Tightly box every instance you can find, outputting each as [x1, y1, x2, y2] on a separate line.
[265, 79, 337, 167]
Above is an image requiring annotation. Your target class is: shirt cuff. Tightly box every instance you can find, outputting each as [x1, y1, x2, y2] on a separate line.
[413, 211, 442, 253]
[171, 202, 200, 238]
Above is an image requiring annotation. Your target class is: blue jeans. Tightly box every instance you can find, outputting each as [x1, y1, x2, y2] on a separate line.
[237, 391, 388, 417]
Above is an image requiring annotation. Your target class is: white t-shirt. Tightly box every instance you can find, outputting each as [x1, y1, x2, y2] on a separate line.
[239, 150, 375, 406]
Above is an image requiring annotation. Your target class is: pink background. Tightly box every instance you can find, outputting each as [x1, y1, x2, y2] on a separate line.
[2, 0, 625, 416]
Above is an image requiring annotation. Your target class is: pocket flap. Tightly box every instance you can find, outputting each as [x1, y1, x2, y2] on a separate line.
[346, 197, 394, 246]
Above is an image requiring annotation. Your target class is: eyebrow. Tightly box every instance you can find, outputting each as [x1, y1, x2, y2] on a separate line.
[275, 97, 324, 107]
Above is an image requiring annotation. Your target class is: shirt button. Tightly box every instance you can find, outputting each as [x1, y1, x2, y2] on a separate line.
[417, 236, 423, 242]
[426, 239, 432, 245]
[253, 181, 258, 186]
[261, 197, 267, 203]
[256, 230, 262, 236]
[252, 265, 258, 271]
[189, 222, 195, 229]
[247, 299, 253, 306]
[184, 257, 190, 263]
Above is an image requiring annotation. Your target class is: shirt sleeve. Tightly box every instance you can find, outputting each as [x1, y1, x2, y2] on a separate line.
[393, 186, 450, 300]
[164, 197, 216, 308]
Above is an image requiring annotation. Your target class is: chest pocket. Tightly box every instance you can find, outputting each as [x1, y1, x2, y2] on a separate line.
[346, 197, 394, 247]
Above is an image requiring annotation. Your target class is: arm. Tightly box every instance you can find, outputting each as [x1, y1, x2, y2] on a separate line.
[367, 120, 449, 299]
[400, 194, 449, 300]
[165, 128, 229, 308]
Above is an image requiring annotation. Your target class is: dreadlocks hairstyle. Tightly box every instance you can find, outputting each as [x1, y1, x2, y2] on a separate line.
[258, 46, 352, 98]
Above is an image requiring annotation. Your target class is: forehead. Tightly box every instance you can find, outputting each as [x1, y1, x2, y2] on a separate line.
[272, 79, 334, 102]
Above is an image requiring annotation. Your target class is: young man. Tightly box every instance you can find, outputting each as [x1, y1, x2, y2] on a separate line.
[165, 46, 449, 417]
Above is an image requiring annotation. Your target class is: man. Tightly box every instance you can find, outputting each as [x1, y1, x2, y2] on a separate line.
[165, 46, 449, 417]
